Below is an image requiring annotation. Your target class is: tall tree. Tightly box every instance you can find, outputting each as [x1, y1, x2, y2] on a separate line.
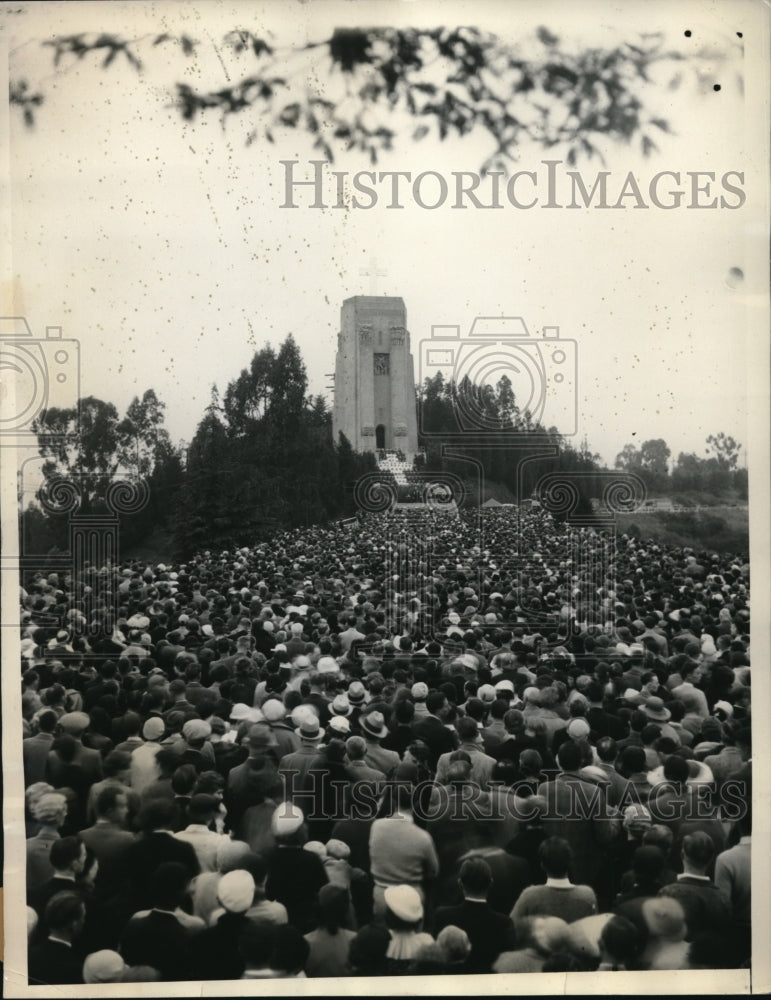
[705, 432, 741, 471]
[33, 396, 123, 513]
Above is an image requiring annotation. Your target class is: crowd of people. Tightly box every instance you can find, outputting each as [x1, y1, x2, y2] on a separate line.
[19, 504, 752, 982]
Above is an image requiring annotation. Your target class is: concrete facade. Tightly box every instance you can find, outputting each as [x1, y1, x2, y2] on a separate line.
[332, 296, 419, 458]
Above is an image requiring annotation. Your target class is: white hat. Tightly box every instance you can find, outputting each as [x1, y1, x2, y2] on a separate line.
[271, 802, 305, 838]
[82, 950, 127, 984]
[328, 715, 351, 735]
[477, 684, 496, 704]
[261, 699, 286, 722]
[384, 884, 423, 923]
[317, 656, 340, 674]
[217, 870, 256, 913]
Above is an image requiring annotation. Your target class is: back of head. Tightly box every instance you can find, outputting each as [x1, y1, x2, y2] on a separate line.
[138, 797, 177, 833]
[150, 861, 190, 910]
[272, 924, 310, 975]
[238, 921, 276, 968]
[538, 836, 572, 878]
[503, 709, 524, 734]
[349, 924, 390, 973]
[620, 745, 647, 774]
[50, 836, 83, 873]
[596, 737, 617, 763]
[662, 753, 690, 785]
[345, 735, 367, 761]
[456, 716, 478, 742]
[318, 883, 350, 934]
[45, 891, 84, 934]
[600, 914, 642, 966]
[557, 740, 582, 772]
[682, 830, 714, 869]
[459, 856, 492, 897]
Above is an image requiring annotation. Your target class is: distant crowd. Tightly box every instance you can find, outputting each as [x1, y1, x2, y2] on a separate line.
[20, 505, 751, 982]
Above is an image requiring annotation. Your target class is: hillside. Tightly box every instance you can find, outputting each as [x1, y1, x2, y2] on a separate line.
[615, 505, 749, 556]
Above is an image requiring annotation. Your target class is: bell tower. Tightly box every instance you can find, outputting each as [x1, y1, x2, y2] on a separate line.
[332, 296, 419, 458]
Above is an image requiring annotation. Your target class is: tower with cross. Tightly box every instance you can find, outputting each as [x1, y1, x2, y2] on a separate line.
[332, 293, 419, 458]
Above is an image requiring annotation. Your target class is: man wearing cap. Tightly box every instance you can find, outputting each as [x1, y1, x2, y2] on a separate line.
[436, 717, 496, 790]
[359, 711, 400, 779]
[173, 794, 231, 872]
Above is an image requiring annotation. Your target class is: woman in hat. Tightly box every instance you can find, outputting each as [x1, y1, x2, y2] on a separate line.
[382, 884, 435, 973]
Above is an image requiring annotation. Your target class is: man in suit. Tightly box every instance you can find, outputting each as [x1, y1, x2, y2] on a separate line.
[121, 798, 200, 914]
[433, 855, 516, 972]
[28, 892, 86, 985]
[411, 691, 456, 769]
[45, 712, 104, 788]
[23, 710, 57, 787]
[537, 740, 619, 886]
[80, 786, 136, 893]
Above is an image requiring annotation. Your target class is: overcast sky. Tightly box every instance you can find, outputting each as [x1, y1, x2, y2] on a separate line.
[2, 0, 765, 474]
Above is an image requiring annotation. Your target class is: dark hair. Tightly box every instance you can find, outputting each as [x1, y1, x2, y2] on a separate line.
[682, 830, 715, 867]
[538, 836, 572, 878]
[138, 798, 177, 832]
[95, 784, 127, 818]
[348, 924, 390, 974]
[596, 737, 617, 763]
[272, 924, 310, 974]
[44, 891, 85, 933]
[662, 754, 689, 785]
[37, 709, 58, 734]
[49, 836, 83, 872]
[150, 861, 191, 909]
[318, 884, 350, 935]
[171, 764, 198, 795]
[53, 733, 79, 763]
[426, 690, 446, 715]
[620, 745, 647, 774]
[459, 856, 492, 896]
[239, 921, 277, 969]
[600, 914, 642, 966]
[557, 740, 582, 771]
[103, 749, 132, 778]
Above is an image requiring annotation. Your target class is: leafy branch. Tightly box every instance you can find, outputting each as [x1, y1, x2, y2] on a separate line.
[9, 23, 734, 168]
